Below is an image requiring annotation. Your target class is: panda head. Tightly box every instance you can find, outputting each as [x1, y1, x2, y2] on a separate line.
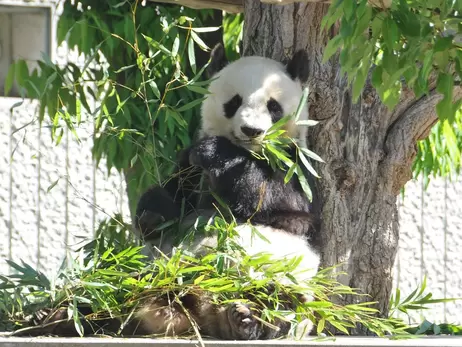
[200, 44, 309, 151]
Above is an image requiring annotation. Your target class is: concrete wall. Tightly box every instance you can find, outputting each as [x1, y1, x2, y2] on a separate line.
[394, 177, 462, 324]
[0, 98, 130, 273]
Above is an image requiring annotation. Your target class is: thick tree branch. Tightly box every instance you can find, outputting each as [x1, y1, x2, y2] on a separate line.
[382, 88, 462, 194]
[151, 0, 244, 13]
[149, 0, 389, 13]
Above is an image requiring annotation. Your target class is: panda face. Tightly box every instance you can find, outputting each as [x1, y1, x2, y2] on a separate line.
[200, 56, 309, 151]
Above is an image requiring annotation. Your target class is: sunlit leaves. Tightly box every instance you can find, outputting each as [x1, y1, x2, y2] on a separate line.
[322, 0, 462, 180]
[0, 214, 426, 338]
[7, 1, 222, 215]
[4, 64, 15, 96]
[323, 0, 462, 113]
[389, 276, 460, 319]
[223, 13, 243, 61]
[413, 115, 462, 185]
[188, 37, 197, 73]
[436, 73, 455, 122]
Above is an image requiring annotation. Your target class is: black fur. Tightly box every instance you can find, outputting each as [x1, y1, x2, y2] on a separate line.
[136, 135, 320, 248]
[286, 50, 309, 82]
[223, 94, 243, 118]
[189, 137, 317, 239]
[267, 98, 284, 123]
[134, 148, 209, 239]
[206, 43, 228, 78]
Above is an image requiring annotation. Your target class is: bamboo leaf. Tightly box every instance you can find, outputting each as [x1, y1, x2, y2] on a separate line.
[296, 120, 319, 127]
[4, 64, 15, 96]
[47, 178, 60, 193]
[175, 97, 207, 112]
[284, 163, 297, 184]
[300, 147, 325, 163]
[188, 38, 196, 74]
[190, 31, 209, 51]
[298, 150, 321, 178]
[171, 36, 180, 57]
[191, 27, 220, 33]
[293, 87, 310, 122]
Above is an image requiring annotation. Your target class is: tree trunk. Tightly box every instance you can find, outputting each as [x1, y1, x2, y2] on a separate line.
[242, 1, 450, 330]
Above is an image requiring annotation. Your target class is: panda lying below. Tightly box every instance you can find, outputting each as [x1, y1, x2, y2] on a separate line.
[133, 44, 322, 339]
[20, 45, 321, 340]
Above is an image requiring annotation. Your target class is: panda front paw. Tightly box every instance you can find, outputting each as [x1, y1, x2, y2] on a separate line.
[189, 136, 226, 169]
[189, 136, 246, 171]
[227, 302, 261, 340]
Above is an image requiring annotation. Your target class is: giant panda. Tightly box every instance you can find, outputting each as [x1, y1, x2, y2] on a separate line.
[21, 45, 321, 340]
[133, 44, 322, 340]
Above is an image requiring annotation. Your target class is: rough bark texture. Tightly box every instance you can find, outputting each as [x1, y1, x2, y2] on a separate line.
[242, 1, 459, 330]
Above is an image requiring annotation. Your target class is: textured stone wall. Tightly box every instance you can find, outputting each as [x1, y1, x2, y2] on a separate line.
[0, 98, 131, 276]
[394, 177, 462, 324]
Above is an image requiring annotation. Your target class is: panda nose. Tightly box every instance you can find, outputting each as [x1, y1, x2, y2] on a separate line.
[241, 126, 264, 137]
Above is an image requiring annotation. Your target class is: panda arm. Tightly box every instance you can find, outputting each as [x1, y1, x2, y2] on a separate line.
[189, 136, 313, 223]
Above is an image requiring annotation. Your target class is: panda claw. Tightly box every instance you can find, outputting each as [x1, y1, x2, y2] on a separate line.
[227, 302, 261, 340]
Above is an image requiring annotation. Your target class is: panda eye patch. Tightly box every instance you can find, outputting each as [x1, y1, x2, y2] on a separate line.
[223, 94, 242, 118]
[267, 98, 284, 122]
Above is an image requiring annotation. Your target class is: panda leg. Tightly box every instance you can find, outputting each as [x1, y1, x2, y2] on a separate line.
[129, 296, 194, 336]
[193, 301, 263, 340]
[134, 294, 269, 340]
[14, 306, 122, 337]
[225, 302, 261, 340]
[135, 148, 206, 240]
[134, 186, 181, 240]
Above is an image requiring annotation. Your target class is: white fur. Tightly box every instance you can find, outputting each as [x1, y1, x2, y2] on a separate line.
[147, 222, 319, 283]
[187, 224, 319, 284]
[200, 56, 309, 150]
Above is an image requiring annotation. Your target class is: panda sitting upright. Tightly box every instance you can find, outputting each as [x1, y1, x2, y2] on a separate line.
[134, 44, 321, 340]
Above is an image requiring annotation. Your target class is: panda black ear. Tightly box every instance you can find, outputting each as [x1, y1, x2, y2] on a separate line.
[206, 43, 228, 78]
[286, 50, 309, 83]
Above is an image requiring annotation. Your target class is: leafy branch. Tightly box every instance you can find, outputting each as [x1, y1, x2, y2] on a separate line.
[0, 215, 423, 338]
[322, 0, 462, 180]
[251, 88, 324, 201]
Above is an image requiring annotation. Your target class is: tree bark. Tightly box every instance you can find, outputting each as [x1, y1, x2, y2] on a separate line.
[242, 1, 458, 331]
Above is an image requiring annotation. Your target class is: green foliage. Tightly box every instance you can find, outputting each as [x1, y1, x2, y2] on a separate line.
[389, 278, 462, 336]
[223, 13, 243, 60]
[413, 115, 462, 185]
[322, 0, 462, 115]
[389, 277, 458, 317]
[251, 88, 324, 201]
[5, 0, 223, 216]
[322, 0, 462, 180]
[406, 320, 462, 335]
[0, 214, 415, 338]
